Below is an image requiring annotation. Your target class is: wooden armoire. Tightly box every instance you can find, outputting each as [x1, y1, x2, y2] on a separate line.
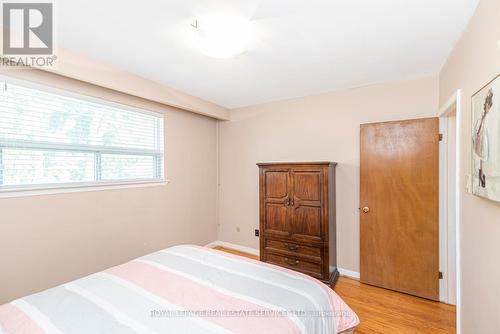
[257, 162, 338, 286]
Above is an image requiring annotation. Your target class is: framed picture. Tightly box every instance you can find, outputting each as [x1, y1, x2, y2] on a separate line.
[472, 74, 500, 202]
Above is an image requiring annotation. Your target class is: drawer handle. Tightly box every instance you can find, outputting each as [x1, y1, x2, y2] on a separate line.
[284, 257, 299, 266]
[284, 243, 299, 251]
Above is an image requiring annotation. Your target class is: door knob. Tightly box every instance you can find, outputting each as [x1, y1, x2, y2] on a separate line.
[362, 206, 370, 214]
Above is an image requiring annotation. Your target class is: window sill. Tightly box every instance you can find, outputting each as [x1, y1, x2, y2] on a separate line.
[0, 180, 171, 199]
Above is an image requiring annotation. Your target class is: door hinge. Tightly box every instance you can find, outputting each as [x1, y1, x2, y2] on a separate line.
[438, 271, 443, 279]
[439, 133, 443, 141]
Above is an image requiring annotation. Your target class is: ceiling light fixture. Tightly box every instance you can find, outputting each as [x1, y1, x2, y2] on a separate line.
[189, 14, 254, 59]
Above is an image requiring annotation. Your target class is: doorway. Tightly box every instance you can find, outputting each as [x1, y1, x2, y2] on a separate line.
[439, 89, 463, 333]
[439, 111, 457, 305]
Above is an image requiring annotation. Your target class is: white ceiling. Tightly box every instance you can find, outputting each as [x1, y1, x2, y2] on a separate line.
[58, 0, 479, 109]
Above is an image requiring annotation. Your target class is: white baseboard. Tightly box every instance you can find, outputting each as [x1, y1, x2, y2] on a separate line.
[206, 241, 361, 280]
[205, 241, 259, 256]
[337, 268, 360, 280]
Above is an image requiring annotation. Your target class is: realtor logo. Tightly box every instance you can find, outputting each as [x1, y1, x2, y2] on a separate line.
[2, 2, 53, 55]
[1, 1, 56, 67]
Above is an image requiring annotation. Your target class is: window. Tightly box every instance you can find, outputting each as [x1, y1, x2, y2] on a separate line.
[0, 78, 165, 193]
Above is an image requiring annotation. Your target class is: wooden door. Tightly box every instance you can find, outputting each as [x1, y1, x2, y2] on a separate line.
[360, 118, 439, 300]
[260, 168, 292, 239]
[290, 168, 324, 243]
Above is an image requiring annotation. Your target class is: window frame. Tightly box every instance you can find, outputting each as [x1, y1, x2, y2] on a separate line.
[0, 75, 167, 197]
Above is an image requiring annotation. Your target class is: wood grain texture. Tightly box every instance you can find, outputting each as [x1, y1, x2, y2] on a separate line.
[335, 277, 456, 334]
[360, 118, 440, 300]
[214, 246, 456, 334]
[213, 246, 259, 260]
[261, 169, 291, 239]
[264, 239, 322, 260]
[258, 162, 337, 285]
[291, 169, 323, 242]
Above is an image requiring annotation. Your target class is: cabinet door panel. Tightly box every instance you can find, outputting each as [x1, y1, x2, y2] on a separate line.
[292, 206, 322, 240]
[293, 172, 321, 201]
[265, 171, 288, 199]
[261, 169, 291, 238]
[264, 204, 289, 236]
[291, 169, 324, 242]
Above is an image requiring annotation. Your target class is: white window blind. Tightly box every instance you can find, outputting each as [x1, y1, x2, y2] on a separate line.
[0, 79, 165, 192]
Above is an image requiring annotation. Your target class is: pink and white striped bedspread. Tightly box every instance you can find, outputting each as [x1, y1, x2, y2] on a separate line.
[0, 245, 359, 334]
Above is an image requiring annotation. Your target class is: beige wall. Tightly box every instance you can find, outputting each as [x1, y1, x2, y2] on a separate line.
[0, 71, 218, 304]
[218, 76, 439, 272]
[439, 0, 500, 332]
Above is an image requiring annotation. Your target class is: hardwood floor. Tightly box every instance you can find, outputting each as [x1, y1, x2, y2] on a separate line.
[213, 246, 259, 260]
[213, 246, 456, 334]
[335, 277, 455, 334]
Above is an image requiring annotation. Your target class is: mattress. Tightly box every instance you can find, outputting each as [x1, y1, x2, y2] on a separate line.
[0, 245, 359, 333]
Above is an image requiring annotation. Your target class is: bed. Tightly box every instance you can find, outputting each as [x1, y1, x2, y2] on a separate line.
[0, 245, 359, 334]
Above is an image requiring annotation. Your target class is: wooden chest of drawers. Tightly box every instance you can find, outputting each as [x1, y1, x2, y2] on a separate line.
[257, 162, 338, 286]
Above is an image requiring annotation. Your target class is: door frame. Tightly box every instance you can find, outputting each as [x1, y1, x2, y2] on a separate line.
[438, 89, 463, 333]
